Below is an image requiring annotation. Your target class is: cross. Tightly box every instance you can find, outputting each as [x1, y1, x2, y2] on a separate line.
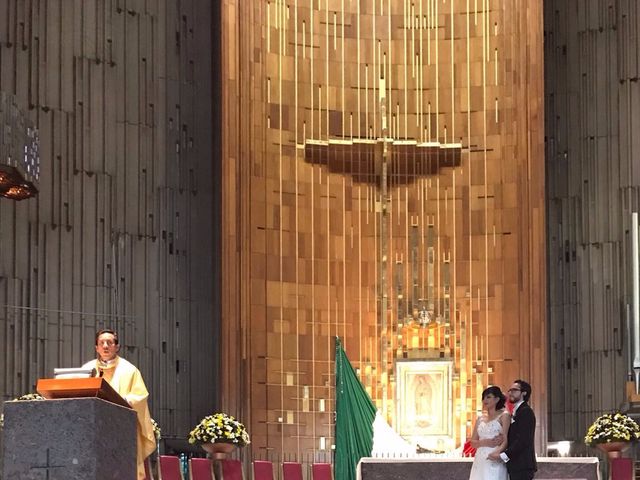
[30, 448, 66, 480]
[303, 137, 461, 185]
[301, 81, 463, 417]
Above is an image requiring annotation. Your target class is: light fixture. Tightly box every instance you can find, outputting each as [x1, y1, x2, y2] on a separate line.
[0, 92, 40, 200]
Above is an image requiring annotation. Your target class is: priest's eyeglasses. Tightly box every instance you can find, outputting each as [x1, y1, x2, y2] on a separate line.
[98, 340, 116, 346]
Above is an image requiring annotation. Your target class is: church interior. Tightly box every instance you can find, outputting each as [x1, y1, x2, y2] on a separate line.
[1, 0, 640, 479]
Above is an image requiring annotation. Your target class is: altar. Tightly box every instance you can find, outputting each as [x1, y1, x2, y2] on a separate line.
[357, 457, 600, 480]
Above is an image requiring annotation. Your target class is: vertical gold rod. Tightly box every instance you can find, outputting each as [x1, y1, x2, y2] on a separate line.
[325, 0, 332, 448]
[466, 0, 474, 407]
[421, 183, 426, 313]
[341, 0, 347, 363]
[405, 188, 409, 317]
[334, 12, 337, 50]
[372, 0, 378, 408]
[373, 0, 377, 138]
[435, 0, 439, 140]
[358, 0, 361, 139]
[294, 0, 300, 458]
[451, 0, 455, 141]
[420, 1, 424, 137]
[412, 3, 416, 79]
[326, 0, 330, 137]
[388, 0, 392, 124]
[427, 0, 430, 67]
[404, 0, 408, 138]
[373, 184, 379, 406]
[483, 0, 489, 386]
[453, 172, 459, 441]
[310, 0, 316, 456]
[278, 0, 285, 455]
[366, 64, 369, 138]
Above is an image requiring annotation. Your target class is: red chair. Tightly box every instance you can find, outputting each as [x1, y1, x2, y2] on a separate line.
[159, 455, 184, 480]
[311, 463, 332, 480]
[253, 460, 273, 480]
[145, 457, 155, 480]
[189, 457, 214, 480]
[220, 459, 244, 480]
[611, 458, 633, 480]
[282, 462, 303, 480]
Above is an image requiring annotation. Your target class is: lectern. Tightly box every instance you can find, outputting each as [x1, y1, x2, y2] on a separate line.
[2, 378, 137, 480]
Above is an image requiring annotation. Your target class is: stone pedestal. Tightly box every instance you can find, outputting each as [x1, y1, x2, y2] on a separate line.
[2, 397, 137, 480]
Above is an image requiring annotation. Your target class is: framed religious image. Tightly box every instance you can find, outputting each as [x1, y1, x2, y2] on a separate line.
[395, 360, 452, 438]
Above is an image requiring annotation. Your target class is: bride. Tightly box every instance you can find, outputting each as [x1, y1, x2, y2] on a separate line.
[468, 386, 510, 480]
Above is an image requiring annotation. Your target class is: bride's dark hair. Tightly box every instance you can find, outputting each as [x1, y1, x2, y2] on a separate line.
[482, 385, 506, 410]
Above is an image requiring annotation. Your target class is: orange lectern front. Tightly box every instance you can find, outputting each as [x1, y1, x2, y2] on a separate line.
[36, 377, 131, 409]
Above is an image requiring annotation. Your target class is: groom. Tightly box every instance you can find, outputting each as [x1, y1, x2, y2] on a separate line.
[488, 379, 537, 480]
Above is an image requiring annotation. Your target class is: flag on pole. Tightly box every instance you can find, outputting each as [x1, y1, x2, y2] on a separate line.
[334, 337, 376, 480]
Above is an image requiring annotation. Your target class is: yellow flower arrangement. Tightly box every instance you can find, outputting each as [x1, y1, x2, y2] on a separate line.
[188, 413, 250, 447]
[584, 412, 640, 446]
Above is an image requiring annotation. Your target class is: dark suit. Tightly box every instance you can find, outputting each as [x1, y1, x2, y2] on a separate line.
[504, 402, 537, 480]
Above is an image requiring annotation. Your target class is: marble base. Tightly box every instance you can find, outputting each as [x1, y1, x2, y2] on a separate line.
[358, 457, 600, 480]
[2, 397, 137, 480]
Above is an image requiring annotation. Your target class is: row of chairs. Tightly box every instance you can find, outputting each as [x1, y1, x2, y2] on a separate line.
[150, 456, 332, 480]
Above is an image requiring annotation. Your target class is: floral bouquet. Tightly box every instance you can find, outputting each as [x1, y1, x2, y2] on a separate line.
[0, 392, 45, 428]
[188, 413, 250, 446]
[584, 412, 640, 446]
[14, 393, 45, 401]
[151, 418, 161, 441]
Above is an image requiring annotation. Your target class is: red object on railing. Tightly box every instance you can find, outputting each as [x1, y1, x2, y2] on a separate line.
[463, 440, 477, 457]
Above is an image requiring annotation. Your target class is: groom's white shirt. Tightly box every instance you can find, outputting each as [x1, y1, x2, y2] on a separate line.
[500, 400, 524, 462]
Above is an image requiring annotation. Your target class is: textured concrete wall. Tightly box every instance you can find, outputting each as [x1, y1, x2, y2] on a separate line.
[545, 0, 640, 442]
[0, 0, 217, 438]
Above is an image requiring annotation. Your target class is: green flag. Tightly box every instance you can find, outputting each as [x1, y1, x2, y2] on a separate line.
[334, 337, 377, 480]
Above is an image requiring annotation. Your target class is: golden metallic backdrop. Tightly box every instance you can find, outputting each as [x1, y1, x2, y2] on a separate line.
[221, 0, 546, 460]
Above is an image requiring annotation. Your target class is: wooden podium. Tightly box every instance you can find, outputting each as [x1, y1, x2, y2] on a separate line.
[36, 377, 131, 409]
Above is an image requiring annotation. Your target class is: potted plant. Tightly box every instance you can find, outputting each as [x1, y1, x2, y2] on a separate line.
[584, 412, 640, 458]
[188, 413, 250, 457]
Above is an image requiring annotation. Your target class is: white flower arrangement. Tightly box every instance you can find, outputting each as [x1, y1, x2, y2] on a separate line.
[188, 413, 250, 447]
[584, 412, 640, 446]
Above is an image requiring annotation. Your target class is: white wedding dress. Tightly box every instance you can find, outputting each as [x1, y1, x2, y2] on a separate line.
[468, 415, 508, 480]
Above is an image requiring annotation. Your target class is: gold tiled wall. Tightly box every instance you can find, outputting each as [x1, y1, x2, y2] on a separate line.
[222, 0, 546, 458]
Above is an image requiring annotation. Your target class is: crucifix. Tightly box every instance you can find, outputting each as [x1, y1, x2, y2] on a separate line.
[303, 79, 462, 415]
[30, 448, 66, 479]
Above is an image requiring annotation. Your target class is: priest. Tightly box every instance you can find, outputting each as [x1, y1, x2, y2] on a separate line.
[83, 329, 156, 480]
